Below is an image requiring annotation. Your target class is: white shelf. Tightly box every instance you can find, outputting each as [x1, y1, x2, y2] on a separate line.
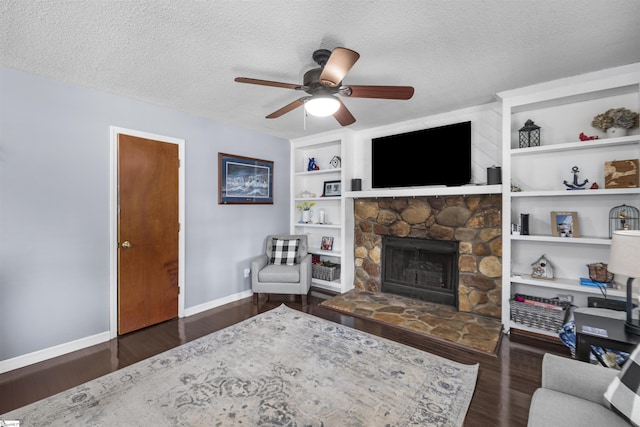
[510, 135, 638, 155]
[294, 197, 342, 201]
[309, 248, 342, 257]
[510, 272, 625, 298]
[294, 223, 341, 229]
[311, 279, 342, 293]
[510, 235, 612, 245]
[511, 188, 640, 198]
[345, 184, 502, 199]
[294, 168, 341, 176]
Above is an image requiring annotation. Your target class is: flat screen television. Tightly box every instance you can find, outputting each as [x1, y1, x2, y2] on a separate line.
[371, 121, 472, 188]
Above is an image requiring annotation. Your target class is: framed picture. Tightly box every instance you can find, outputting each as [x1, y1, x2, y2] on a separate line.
[218, 153, 273, 204]
[323, 180, 341, 197]
[321, 236, 334, 251]
[551, 211, 580, 237]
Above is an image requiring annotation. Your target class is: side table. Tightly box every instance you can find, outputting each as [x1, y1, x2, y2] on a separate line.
[575, 308, 640, 364]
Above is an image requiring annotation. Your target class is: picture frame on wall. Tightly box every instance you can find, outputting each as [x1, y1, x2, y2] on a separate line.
[321, 236, 334, 251]
[551, 211, 580, 237]
[323, 180, 341, 197]
[218, 153, 273, 204]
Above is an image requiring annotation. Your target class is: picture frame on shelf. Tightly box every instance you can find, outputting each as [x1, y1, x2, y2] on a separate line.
[321, 236, 334, 251]
[323, 180, 341, 197]
[551, 211, 580, 237]
[218, 153, 273, 204]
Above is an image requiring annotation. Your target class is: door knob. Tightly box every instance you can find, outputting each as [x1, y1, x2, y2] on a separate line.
[121, 241, 132, 248]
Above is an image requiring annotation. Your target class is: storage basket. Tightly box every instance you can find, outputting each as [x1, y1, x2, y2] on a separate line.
[510, 294, 571, 333]
[312, 262, 340, 281]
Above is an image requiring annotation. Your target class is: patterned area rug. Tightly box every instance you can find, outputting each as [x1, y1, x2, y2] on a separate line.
[2, 304, 478, 426]
[320, 290, 503, 355]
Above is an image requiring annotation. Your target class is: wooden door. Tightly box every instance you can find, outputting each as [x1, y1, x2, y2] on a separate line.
[118, 134, 179, 335]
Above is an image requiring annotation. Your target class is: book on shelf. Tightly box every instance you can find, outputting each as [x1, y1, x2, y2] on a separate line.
[580, 277, 617, 289]
[515, 295, 565, 311]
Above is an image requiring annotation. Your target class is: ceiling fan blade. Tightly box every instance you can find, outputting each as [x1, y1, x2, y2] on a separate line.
[344, 85, 414, 100]
[235, 77, 300, 90]
[333, 99, 356, 126]
[266, 98, 306, 119]
[319, 47, 360, 87]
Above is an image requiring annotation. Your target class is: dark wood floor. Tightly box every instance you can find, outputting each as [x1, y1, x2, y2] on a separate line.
[0, 294, 570, 425]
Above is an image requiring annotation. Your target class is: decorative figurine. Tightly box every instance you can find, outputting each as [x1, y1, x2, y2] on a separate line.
[531, 254, 554, 280]
[590, 182, 599, 189]
[579, 132, 599, 141]
[307, 157, 319, 171]
[563, 166, 589, 190]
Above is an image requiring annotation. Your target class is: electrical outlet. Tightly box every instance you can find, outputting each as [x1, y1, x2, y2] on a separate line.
[244, 268, 251, 278]
[557, 294, 573, 303]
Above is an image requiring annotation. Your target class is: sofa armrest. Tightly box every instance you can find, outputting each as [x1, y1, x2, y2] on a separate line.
[250, 254, 269, 283]
[541, 353, 618, 405]
[299, 253, 312, 287]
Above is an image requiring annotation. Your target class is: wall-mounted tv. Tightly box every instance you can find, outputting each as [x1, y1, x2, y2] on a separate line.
[371, 121, 472, 188]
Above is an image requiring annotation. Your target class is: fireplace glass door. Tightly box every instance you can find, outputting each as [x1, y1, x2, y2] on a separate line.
[381, 236, 459, 307]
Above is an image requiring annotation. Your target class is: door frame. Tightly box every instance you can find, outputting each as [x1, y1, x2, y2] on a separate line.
[109, 126, 186, 338]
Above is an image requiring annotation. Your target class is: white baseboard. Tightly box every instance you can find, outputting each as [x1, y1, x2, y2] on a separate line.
[0, 290, 254, 375]
[0, 331, 111, 375]
[183, 290, 253, 317]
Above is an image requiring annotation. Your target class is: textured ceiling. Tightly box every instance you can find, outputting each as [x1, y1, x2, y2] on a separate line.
[2, 0, 640, 140]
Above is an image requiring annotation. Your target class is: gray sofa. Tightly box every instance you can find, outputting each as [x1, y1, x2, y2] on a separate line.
[528, 353, 629, 426]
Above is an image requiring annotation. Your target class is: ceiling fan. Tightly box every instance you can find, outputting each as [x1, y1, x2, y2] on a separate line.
[234, 47, 414, 126]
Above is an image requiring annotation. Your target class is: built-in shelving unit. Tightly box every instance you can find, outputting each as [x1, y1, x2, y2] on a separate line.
[290, 131, 354, 293]
[498, 64, 640, 336]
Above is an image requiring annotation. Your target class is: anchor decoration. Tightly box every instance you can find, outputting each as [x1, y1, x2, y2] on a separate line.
[563, 166, 589, 190]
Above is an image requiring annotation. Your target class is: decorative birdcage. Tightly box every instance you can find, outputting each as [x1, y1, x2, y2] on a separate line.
[609, 204, 640, 238]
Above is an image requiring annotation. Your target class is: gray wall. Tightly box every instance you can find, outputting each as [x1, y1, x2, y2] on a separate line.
[0, 66, 290, 361]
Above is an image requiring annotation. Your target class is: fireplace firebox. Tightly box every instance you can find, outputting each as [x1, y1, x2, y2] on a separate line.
[381, 236, 459, 307]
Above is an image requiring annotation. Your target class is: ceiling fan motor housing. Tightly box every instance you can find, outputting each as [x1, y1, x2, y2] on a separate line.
[303, 68, 340, 95]
[312, 49, 332, 67]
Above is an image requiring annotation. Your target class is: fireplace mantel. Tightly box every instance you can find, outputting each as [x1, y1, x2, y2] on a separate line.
[344, 184, 502, 199]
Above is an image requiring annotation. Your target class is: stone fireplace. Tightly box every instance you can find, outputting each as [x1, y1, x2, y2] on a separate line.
[353, 194, 502, 318]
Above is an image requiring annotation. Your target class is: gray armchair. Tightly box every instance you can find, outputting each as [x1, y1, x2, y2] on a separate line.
[251, 234, 312, 308]
[528, 353, 629, 426]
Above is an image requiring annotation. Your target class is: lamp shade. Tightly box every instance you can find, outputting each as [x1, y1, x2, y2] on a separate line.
[304, 95, 340, 117]
[609, 230, 640, 278]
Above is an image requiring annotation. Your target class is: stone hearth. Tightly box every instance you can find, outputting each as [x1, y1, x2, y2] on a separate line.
[353, 194, 502, 318]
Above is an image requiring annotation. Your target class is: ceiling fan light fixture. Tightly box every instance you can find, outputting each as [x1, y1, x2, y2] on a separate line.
[304, 95, 340, 117]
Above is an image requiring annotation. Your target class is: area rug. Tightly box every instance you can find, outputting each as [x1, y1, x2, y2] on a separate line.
[1, 304, 478, 426]
[320, 290, 503, 355]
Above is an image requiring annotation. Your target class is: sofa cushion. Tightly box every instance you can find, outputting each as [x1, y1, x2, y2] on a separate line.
[605, 343, 640, 426]
[269, 238, 299, 265]
[258, 264, 301, 283]
[528, 388, 630, 427]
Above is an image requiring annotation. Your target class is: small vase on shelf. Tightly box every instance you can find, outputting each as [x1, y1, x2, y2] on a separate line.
[301, 210, 312, 223]
[606, 127, 628, 137]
